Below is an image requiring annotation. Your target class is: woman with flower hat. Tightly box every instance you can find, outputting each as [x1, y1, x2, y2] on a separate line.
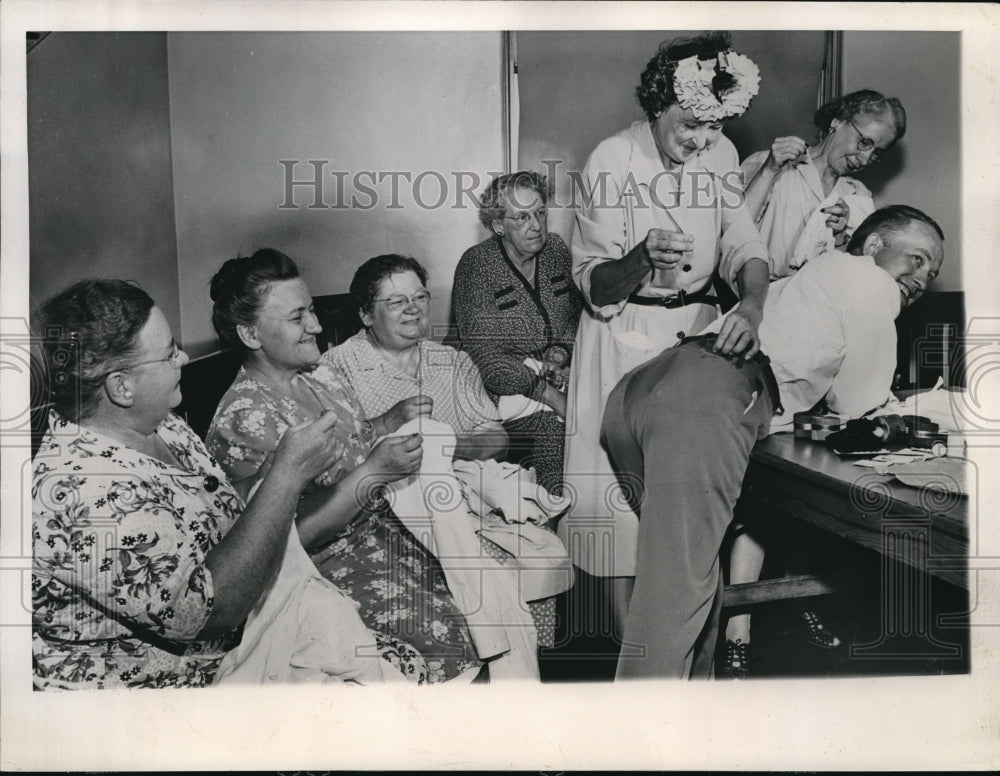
[559, 32, 771, 640]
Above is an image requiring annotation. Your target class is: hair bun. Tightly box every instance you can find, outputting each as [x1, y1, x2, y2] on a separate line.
[209, 256, 246, 301]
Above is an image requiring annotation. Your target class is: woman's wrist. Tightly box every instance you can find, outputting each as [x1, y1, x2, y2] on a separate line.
[763, 156, 782, 175]
[589, 244, 653, 307]
[264, 455, 310, 494]
[542, 382, 563, 406]
[360, 416, 381, 440]
[355, 457, 387, 489]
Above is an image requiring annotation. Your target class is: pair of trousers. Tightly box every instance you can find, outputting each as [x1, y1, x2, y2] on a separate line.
[601, 336, 775, 679]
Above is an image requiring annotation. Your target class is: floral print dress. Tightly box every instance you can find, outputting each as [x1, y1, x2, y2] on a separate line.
[32, 412, 246, 689]
[32, 411, 424, 689]
[207, 363, 482, 683]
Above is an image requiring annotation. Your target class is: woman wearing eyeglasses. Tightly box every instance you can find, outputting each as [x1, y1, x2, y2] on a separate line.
[742, 89, 906, 279]
[32, 278, 420, 689]
[206, 250, 483, 683]
[325, 254, 569, 651]
[449, 172, 583, 494]
[721, 90, 906, 678]
[323, 253, 509, 462]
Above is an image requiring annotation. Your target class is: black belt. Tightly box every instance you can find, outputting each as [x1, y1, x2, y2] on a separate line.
[627, 287, 718, 308]
[678, 333, 785, 417]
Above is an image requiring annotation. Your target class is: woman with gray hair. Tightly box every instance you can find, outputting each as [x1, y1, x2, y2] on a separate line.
[450, 171, 582, 494]
[31, 278, 418, 688]
[742, 89, 907, 279]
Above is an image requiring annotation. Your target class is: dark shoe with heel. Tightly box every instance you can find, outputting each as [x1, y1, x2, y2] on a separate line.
[798, 610, 842, 649]
[720, 638, 751, 679]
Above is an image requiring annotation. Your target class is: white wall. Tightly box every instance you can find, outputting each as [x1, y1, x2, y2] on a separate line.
[167, 32, 506, 356]
[27, 32, 181, 333]
[843, 31, 962, 291]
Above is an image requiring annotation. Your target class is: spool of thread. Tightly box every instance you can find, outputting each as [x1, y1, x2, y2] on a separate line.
[793, 411, 815, 439]
[810, 414, 845, 441]
[794, 412, 846, 441]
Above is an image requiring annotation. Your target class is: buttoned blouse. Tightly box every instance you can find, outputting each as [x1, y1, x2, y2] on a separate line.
[741, 150, 875, 279]
[323, 332, 500, 434]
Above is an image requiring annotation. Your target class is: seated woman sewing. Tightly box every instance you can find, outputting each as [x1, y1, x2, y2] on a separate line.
[321, 254, 572, 650]
[32, 278, 422, 688]
[206, 249, 483, 683]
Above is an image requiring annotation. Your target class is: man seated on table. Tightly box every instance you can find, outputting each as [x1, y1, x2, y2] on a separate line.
[601, 204, 945, 679]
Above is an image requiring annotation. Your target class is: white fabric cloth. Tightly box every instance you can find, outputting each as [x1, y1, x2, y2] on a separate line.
[497, 394, 553, 421]
[385, 418, 541, 680]
[451, 458, 574, 602]
[874, 380, 970, 433]
[702, 250, 901, 432]
[496, 358, 557, 421]
[742, 150, 875, 279]
[562, 120, 768, 577]
[214, 520, 405, 686]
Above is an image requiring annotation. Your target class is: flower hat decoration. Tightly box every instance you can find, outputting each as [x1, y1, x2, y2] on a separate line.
[672, 50, 761, 122]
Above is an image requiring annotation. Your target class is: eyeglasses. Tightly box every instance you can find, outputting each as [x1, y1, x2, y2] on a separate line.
[503, 208, 548, 228]
[129, 342, 184, 369]
[371, 291, 431, 313]
[845, 118, 885, 163]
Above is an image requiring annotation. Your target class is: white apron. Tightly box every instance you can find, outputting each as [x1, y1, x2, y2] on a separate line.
[561, 139, 727, 578]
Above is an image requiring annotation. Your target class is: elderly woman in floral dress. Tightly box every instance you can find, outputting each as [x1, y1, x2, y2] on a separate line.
[206, 249, 483, 683]
[32, 278, 421, 688]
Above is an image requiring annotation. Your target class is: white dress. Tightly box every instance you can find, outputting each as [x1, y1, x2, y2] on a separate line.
[560, 120, 767, 578]
[741, 150, 875, 279]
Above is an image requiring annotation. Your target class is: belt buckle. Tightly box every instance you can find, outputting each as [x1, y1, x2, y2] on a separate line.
[671, 289, 687, 307]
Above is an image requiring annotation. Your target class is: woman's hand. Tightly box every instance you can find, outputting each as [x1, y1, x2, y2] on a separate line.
[765, 136, 809, 173]
[713, 301, 764, 359]
[372, 395, 433, 436]
[542, 383, 568, 419]
[362, 433, 423, 485]
[821, 198, 851, 247]
[644, 228, 694, 271]
[269, 412, 343, 489]
[544, 364, 570, 392]
[201, 410, 343, 639]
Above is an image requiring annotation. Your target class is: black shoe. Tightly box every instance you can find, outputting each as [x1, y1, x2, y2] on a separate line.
[720, 638, 751, 679]
[798, 610, 842, 649]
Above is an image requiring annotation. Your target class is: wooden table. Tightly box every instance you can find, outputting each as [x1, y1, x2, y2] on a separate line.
[739, 433, 968, 589]
[724, 433, 969, 653]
